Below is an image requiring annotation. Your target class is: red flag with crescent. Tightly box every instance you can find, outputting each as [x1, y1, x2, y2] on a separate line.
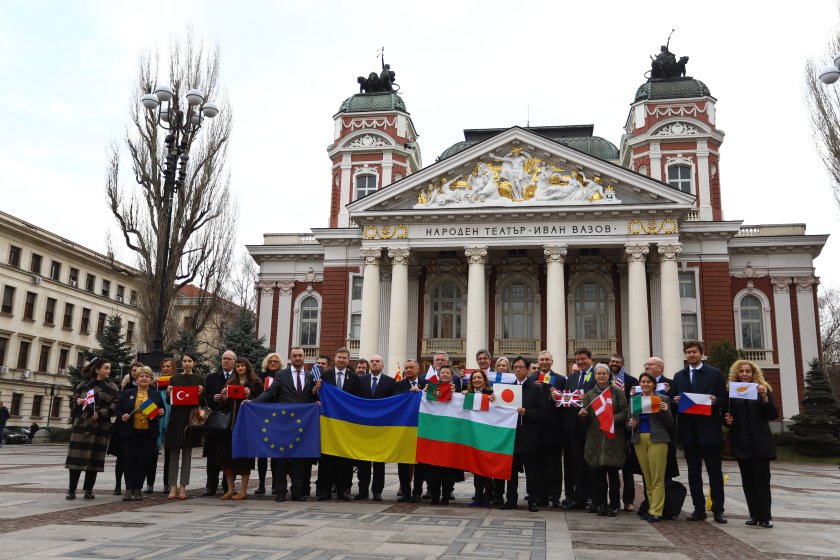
[171, 386, 199, 406]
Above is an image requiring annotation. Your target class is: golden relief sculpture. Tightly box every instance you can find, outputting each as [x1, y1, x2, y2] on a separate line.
[627, 218, 679, 235]
[362, 224, 408, 240]
[414, 150, 620, 208]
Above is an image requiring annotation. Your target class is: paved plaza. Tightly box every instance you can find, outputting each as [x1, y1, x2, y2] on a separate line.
[0, 445, 838, 559]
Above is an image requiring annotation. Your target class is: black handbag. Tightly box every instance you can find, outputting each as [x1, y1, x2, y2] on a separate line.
[203, 409, 232, 434]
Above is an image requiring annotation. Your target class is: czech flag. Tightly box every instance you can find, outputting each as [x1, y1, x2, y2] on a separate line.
[678, 392, 713, 415]
[139, 399, 161, 419]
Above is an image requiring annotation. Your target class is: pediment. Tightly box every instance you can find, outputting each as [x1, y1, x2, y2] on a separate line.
[347, 127, 695, 217]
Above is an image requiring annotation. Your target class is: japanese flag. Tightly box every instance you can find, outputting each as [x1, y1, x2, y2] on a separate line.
[493, 383, 522, 409]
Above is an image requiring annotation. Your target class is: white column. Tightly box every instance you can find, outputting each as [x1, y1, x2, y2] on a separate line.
[649, 142, 662, 181]
[625, 243, 650, 374]
[795, 276, 820, 371]
[772, 277, 798, 420]
[544, 245, 568, 364]
[658, 243, 683, 374]
[465, 246, 488, 369]
[358, 247, 382, 361]
[697, 141, 713, 220]
[387, 247, 410, 374]
[338, 154, 352, 227]
[257, 282, 275, 342]
[406, 267, 420, 359]
[274, 281, 295, 357]
[378, 270, 392, 369]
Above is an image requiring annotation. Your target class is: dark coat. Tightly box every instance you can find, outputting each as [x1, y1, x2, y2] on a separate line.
[669, 364, 727, 445]
[214, 376, 264, 470]
[727, 391, 778, 460]
[65, 379, 120, 472]
[255, 367, 317, 404]
[165, 372, 206, 450]
[356, 373, 397, 399]
[205, 369, 233, 411]
[394, 377, 422, 394]
[514, 380, 546, 454]
[320, 367, 359, 395]
[116, 387, 166, 438]
[528, 371, 567, 446]
[581, 384, 628, 468]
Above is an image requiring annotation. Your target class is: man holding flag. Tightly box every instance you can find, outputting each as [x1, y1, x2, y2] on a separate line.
[316, 348, 358, 501]
[529, 350, 566, 508]
[353, 354, 396, 500]
[670, 340, 728, 523]
[561, 349, 597, 510]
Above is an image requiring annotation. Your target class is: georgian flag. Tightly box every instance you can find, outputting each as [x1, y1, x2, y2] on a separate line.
[82, 389, 95, 409]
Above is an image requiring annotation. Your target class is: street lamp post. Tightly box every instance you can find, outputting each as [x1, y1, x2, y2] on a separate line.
[818, 52, 840, 84]
[136, 84, 219, 370]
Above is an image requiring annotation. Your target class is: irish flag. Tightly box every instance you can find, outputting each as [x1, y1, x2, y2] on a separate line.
[630, 395, 661, 414]
[417, 393, 517, 480]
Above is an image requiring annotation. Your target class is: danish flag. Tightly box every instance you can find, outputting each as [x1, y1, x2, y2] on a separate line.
[593, 387, 616, 439]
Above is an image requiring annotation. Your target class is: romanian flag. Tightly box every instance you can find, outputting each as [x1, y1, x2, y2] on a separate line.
[426, 383, 452, 402]
[156, 376, 171, 389]
[319, 382, 420, 463]
[139, 399, 161, 419]
[630, 395, 661, 414]
[678, 392, 713, 415]
[417, 392, 517, 480]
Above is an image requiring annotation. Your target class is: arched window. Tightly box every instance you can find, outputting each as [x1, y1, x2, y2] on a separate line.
[667, 164, 692, 193]
[432, 281, 461, 338]
[740, 295, 764, 349]
[355, 174, 377, 199]
[502, 281, 533, 338]
[299, 297, 319, 346]
[575, 281, 607, 339]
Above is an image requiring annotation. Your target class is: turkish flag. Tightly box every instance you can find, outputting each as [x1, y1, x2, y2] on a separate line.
[227, 384, 246, 399]
[171, 386, 199, 406]
[592, 387, 616, 439]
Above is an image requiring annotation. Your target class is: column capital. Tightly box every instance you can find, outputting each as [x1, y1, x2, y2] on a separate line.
[257, 281, 276, 294]
[359, 247, 382, 265]
[625, 243, 650, 262]
[657, 242, 682, 262]
[465, 245, 488, 265]
[277, 280, 295, 295]
[771, 277, 792, 294]
[543, 244, 568, 263]
[794, 276, 818, 293]
[387, 247, 411, 265]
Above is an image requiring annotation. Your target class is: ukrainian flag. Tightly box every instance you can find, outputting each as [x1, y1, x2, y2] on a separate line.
[319, 383, 421, 463]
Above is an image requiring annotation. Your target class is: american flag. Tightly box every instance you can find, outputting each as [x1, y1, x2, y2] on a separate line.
[613, 369, 625, 391]
[551, 388, 584, 408]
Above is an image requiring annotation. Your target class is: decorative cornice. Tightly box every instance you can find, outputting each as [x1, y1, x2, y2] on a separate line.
[543, 244, 568, 264]
[770, 277, 792, 294]
[657, 242, 682, 262]
[625, 243, 650, 263]
[496, 259, 538, 275]
[794, 276, 818, 293]
[388, 247, 410, 266]
[359, 247, 382, 265]
[465, 246, 489, 265]
[426, 260, 466, 275]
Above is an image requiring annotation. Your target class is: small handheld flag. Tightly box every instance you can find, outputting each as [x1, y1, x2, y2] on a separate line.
[227, 384, 246, 399]
[264, 376, 275, 391]
[394, 363, 402, 382]
[156, 376, 171, 389]
[729, 382, 758, 400]
[632, 383, 667, 395]
[139, 399, 161, 419]
[493, 383, 522, 409]
[490, 372, 517, 385]
[82, 389, 95, 409]
[537, 371, 554, 385]
[425, 364, 438, 384]
[551, 388, 583, 408]
[463, 392, 490, 411]
[630, 395, 661, 414]
[171, 386, 199, 406]
[426, 383, 452, 402]
[592, 387, 616, 439]
[678, 392, 713, 415]
[613, 369, 626, 391]
[310, 363, 322, 381]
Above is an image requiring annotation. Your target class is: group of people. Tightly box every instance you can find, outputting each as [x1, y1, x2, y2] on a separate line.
[62, 340, 779, 528]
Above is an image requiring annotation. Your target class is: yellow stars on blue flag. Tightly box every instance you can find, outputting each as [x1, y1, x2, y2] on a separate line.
[256, 406, 308, 456]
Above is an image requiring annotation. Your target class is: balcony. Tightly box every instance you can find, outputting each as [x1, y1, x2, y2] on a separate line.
[738, 349, 774, 366]
[346, 338, 360, 358]
[493, 338, 542, 357]
[300, 346, 319, 361]
[568, 339, 618, 360]
[421, 338, 466, 357]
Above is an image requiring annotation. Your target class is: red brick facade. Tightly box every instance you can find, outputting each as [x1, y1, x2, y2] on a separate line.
[320, 267, 358, 356]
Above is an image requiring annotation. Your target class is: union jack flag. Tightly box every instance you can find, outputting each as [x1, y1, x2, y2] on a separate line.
[551, 388, 584, 408]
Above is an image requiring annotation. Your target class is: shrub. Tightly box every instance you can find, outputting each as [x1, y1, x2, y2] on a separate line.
[790, 359, 840, 456]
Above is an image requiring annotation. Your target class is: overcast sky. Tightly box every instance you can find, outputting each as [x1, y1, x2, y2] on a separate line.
[2, 0, 840, 289]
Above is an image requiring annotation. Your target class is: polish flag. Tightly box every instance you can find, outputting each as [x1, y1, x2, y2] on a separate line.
[592, 387, 616, 439]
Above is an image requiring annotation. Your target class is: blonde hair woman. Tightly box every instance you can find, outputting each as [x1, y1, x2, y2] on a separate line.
[256, 352, 286, 495]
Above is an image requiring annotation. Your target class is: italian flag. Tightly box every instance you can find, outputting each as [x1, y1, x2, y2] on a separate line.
[417, 393, 517, 480]
[463, 392, 490, 411]
[630, 395, 661, 414]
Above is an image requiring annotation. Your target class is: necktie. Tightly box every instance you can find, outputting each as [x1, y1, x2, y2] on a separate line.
[337, 372, 343, 388]
[411, 381, 416, 388]
[372, 376, 378, 394]
[296, 370, 302, 395]
[690, 368, 697, 390]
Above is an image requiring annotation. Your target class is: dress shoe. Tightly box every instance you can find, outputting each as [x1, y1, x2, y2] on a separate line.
[430, 496, 440, 505]
[440, 497, 450, 506]
[597, 506, 608, 516]
[536, 498, 549, 507]
[562, 500, 584, 510]
[144, 485, 154, 494]
[203, 489, 216, 497]
[66, 491, 76, 500]
[587, 504, 599, 513]
[561, 498, 572, 507]
[353, 493, 369, 500]
[254, 485, 266, 495]
[336, 493, 351, 501]
[397, 496, 410, 503]
[623, 503, 635, 512]
[372, 494, 382, 501]
[687, 511, 708, 521]
[646, 514, 661, 522]
[132, 492, 143, 501]
[758, 520, 773, 529]
[83, 490, 95, 499]
[745, 518, 757, 526]
[500, 502, 516, 510]
[607, 508, 617, 517]
[113, 488, 121, 496]
[713, 513, 728, 524]
[421, 493, 431, 500]
[275, 495, 286, 502]
[316, 494, 331, 501]
[291, 496, 307, 502]
[528, 502, 539, 513]
[446, 493, 455, 501]
[490, 498, 503, 507]
[551, 499, 560, 508]
[122, 493, 133, 502]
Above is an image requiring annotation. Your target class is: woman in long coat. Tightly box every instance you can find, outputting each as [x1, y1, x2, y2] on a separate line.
[165, 352, 206, 500]
[65, 357, 120, 499]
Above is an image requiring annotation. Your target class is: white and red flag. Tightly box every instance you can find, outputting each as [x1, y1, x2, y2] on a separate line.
[592, 387, 616, 439]
[82, 389, 95, 409]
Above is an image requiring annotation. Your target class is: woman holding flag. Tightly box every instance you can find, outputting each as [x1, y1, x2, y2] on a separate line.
[463, 369, 496, 507]
[116, 367, 165, 501]
[627, 371, 673, 522]
[256, 352, 285, 495]
[64, 358, 120, 500]
[165, 353, 206, 500]
[724, 360, 778, 529]
[422, 365, 464, 505]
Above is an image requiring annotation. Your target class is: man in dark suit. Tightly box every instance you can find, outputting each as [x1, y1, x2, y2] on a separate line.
[255, 346, 318, 502]
[500, 355, 545, 512]
[354, 354, 396, 500]
[202, 349, 235, 496]
[394, 359, 422, 502]
[561, 348, 597, 510]
[316, 348, 358, 501]
[422, 351, 463, 391]
[609, 353, 640, 512]
[528, 350, 567, 508]
[670, 340, 728, 523]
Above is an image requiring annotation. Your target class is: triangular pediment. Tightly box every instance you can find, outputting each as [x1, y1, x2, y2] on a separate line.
[348, 127, 695, 217]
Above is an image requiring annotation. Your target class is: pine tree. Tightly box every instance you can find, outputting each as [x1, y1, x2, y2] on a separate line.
[219, 308, 270, 374]
[169, 330, 212, 375]
[707, 340, 742, 379]
[790, 359, 840, 456]
[68, 315, 135, 386]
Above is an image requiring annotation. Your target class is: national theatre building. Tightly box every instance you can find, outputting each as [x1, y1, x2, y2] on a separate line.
[248, 57, 826, 421]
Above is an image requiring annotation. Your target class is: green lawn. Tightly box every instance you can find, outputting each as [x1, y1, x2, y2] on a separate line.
[775, 446, 840, 464]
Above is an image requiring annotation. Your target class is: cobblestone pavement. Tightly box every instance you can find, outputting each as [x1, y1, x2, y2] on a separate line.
[0, 445, 838, 559]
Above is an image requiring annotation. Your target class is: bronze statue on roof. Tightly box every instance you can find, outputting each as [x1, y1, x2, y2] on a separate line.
[647, 30, 689, 80]
[357, 47, 399, 93]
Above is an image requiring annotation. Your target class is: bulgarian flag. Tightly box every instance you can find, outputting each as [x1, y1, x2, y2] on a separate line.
[678, 392, 713, 415]
[426, 383, 452, 402]
[417, 392, 517, 479]
[463, 392, 490, 411]
[630, 395, 661, 414]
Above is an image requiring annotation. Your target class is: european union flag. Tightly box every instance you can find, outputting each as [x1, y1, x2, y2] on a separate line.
[232, 402, 320, 459]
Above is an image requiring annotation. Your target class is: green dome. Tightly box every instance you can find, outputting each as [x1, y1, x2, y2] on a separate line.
[634, 78, 713, 102]
[337, 93, 406, 114]
[438, 128, 619, 162]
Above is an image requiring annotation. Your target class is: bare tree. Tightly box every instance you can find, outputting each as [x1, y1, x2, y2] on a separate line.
[806, 28, 840, 208]
[227, 252, 258, 312]
[106, 32, 236, 350]
[819, 286, 840, 398]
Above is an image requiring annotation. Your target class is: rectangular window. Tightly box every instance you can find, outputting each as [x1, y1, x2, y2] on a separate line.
[69, 268, 79, 287]
[116, 285, 125, 302]
[681, 313, 698, 341]
[1, 285, 15, 314]
[10, 393, 22, 416]
[38, 344, 50, 372]
[0, 337, 7, 365]
[351, 276, 363, 300]
[97, 312, 107, 334]
[85, 274, 95, 292]
[30, 253, 42, 275]
[350, 313, 362, 339]
[17, 340, 30, 369]
[44, 297, 56, 324]
[58, 348, 69, 370]
[76, 351, 85, 369]
[667, 164, 693, 193]
[31, 395, 43, 417]
[184, 315, 194, 331]
[101, 279, 111, 298]
[354, 174, 378, 199]
[678, 271, 696, 298]
[51, 397, 62, 418]
[63, 303, 74, 329]
[24, 291, 36, 320]
[50, 261, 62, 281]
[8, 245, 21, 268]
[126, 321, 135, 343]
[81, 308, 91, 332]
[130, 290, 138, 306]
